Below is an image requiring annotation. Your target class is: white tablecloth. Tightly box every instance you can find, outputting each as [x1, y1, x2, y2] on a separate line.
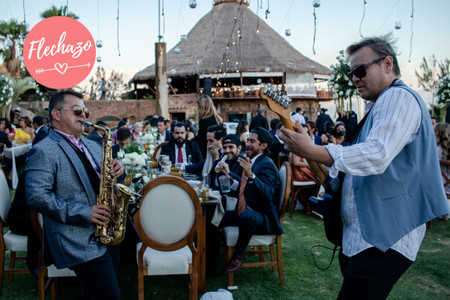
[4, 144, 32, 189]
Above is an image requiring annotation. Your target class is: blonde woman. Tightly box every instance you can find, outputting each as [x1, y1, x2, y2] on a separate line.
[195, 94, 223, 157]
[15, 117, 35, 144]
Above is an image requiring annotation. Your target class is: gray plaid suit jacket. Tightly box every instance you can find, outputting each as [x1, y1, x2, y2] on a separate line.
[25, 129, 107, 269]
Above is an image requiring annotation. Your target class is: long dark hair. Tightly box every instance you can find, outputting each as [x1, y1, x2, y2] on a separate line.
[236, 119, 248, 136]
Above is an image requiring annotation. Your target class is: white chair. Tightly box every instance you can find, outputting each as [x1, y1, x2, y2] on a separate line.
[133, 176, 202, 300]
[30, 210, 77, 300]
[289, 180, 319, 218]
[0, 167, 29, 295]
[224, 161, 292, 287]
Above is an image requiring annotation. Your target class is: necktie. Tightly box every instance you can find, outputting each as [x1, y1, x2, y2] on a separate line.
[177, 146, 183, 163]
[237, 170, 248, 216]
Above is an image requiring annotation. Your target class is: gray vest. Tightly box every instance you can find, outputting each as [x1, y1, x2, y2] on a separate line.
[352, 80, 449, 251]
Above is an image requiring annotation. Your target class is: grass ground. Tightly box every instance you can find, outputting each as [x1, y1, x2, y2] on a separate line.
[2, 209, 449, 299]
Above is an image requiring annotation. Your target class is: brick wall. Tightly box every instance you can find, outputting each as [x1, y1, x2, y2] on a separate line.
[17, 95, 321, 126]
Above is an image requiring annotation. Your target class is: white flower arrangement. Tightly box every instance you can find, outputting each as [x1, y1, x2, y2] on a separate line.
[437, 74, 450, 106]
[122, 152, 148, 171]
[0, 74, 14, 108]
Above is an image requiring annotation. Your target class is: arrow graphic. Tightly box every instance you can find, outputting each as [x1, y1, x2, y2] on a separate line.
[35, 62, 91, 75]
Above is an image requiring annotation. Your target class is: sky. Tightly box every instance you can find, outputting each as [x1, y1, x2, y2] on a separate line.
[1, 0, 450, 106]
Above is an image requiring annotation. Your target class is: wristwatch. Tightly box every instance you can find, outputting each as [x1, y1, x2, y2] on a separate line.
[249, 173, 256, 182]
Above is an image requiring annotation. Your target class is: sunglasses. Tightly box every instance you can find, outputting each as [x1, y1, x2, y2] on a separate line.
[347, 57, 386, 80]
[58, 106, 90, 118]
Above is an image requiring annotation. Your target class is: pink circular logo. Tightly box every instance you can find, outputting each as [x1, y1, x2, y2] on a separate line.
[23, 17, 96, 89]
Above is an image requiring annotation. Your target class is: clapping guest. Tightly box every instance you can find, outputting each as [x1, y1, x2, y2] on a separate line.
[15, 116, 34, 144]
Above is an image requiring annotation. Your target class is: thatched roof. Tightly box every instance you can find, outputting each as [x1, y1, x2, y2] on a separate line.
[131, 0, 330, 83]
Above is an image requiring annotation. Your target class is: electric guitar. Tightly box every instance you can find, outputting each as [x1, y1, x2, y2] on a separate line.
[258, 83, 330, 190]
[260, 83, 342, 246]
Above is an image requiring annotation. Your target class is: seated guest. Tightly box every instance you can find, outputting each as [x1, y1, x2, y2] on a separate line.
[160, 122, 202, 165]
[143, 121, 152, 135]
[0, 127, 12, 173]
[32, 116, 50, 146]
[183, 119, 195, 141]
[112, 120, 127, 145]
[216, 134, 245, 198]
[15, 116, 35, 144]
[156, 118, 170, 143]
[112, 127, 132, 159]
[235, 119, 249, 151]
[86, 120, 107, 145]
[269, 118, 281, 139]
[0, 117, 15, 140]
[185, 125, 226, 179]
[331, 121, 350, 146]
[221, 127, 281, 273]
[164, 119, 171, 132]
[306, 120, 322, 145]
[150, 113, 159, 127]
[132, 121, 143, 141]
[268, 122, 288, 167]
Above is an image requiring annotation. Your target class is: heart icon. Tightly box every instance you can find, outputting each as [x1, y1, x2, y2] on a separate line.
[55, 63, 68, 74]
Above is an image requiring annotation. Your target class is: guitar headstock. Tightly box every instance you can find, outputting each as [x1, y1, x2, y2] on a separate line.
[259, 83, 295, 130]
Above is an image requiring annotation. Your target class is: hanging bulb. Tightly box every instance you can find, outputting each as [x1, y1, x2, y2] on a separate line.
[189, 0, 197, 9]
[97, 56, 102, 62]
[285, 29, 291, 36]
[313, 0, 320, 8]
[96, 40, 103, 48]
[394, 21, 401, 30]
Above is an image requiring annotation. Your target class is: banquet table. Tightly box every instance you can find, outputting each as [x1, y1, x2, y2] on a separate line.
[4, 143, 32, 189]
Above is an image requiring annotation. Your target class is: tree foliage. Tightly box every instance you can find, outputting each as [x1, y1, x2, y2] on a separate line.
[328, 50, 359, 112]
[40, 5, 79, 19]
[85, 66, 130, 100]
[0, 19, 27, 77]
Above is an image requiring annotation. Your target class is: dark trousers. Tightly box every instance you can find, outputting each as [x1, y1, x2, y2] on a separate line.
[338, 247, 413, 300]
[221, 209, 266, 255]
[72, 246, 121, 300]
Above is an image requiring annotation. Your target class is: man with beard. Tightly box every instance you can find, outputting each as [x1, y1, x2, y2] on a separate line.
[215, 134, 244, 198]
[185, 125, 227, 185]
[160, 122, 202, 165]
[220, 128, 281, 273]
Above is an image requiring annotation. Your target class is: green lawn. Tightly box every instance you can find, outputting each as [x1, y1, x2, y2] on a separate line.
[2, 210, 449, 299]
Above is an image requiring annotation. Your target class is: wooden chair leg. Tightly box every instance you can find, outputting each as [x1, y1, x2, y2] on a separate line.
[226, 246, 234, 287]
[0, 247, 4, 294]
[38, 268, 46, 300]
[257, 246, 264, 261]
[289, 189, 295, 218]
[8, 251, 16, 281]
[276, 239, 285, 286]
[137, 265, 144, 300]
[50, 278, 57, 300]
[270, 245, 276, 272]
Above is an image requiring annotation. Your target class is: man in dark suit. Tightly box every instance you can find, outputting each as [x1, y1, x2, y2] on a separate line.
[25, 90, 125, 299]
[221, 127, 281, 273]
[32, 116, 49, 146]
[156, 119, 170, 143]
[86, 120, 107, 145]
[249, 107, 269, 131]
[112, 127, 132, 159]
[160, 122, 202, 165]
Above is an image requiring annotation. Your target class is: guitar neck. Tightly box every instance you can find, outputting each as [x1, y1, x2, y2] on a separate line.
[277, 118, 329, 186]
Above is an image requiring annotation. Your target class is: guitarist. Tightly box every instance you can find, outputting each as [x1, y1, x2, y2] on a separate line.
[279, 35, 449, 300]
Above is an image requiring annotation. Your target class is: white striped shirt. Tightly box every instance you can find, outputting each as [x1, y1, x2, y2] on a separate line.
[325, 87, 426, 261]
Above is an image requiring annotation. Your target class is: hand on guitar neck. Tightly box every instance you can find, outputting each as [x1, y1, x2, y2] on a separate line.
[258, 84, 333, 186]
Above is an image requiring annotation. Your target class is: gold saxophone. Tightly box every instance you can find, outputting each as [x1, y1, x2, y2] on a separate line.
[85, 122, 134, 246]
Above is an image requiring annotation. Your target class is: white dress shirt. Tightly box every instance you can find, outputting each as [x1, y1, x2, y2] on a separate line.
[291, 113, 306, 125]
[325, 87, 426, 261]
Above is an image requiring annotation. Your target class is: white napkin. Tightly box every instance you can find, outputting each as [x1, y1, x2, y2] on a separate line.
[211, 195, 237, 227]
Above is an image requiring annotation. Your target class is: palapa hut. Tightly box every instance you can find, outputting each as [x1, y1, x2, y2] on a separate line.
[130, 0, 332, 122]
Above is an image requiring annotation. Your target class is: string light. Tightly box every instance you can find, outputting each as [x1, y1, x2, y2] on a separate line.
[408, 0, 414, 63]
[359, 0, 367, 38]
[117, 0, 121, 56]
[312, 0, 320, 55]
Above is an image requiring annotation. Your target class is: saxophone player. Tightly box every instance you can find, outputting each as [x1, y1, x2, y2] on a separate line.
[25, 90, 125, 300]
